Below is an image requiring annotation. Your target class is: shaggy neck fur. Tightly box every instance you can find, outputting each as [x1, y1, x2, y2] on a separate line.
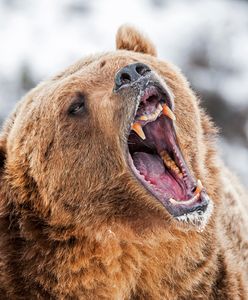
[0, 158, 247, 299]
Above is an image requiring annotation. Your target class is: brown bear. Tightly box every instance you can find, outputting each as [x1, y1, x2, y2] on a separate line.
[0, 25, 247, 299]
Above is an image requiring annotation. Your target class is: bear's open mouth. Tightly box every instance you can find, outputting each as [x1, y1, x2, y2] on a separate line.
[127, 84, 210, 220]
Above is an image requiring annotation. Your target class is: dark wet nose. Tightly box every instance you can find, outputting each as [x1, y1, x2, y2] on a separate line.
[114, 63, 151, 90]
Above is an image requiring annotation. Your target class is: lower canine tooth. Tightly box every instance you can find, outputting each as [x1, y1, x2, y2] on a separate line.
[162, 104, 176, 121]
[131, 122, 146, 140]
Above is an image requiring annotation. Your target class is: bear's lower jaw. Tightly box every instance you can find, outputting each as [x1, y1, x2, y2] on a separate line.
[127, 82, 213, 227]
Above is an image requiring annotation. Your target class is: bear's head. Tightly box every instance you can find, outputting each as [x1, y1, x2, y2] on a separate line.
[0, 26, 220, 237]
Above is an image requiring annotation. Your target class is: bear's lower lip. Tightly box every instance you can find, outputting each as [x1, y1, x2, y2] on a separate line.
[126, 83, 211, 221]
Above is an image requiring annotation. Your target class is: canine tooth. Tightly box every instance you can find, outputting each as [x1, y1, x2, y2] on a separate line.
[194, 179, 203, 195]
[162, 104, 176, 121]
[131, 122, 146, 140]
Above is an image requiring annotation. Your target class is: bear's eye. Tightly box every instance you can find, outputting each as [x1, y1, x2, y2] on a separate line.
[68, 92, 86, 116]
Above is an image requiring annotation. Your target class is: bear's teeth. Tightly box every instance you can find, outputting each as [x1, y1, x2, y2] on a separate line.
[194, 179, 203, 195]
[139, 115, 148, 121]
[131, 122, 146, 140]
[162, 104, 176, 121]
[169, 193, 200, 206]
[139, 103, 163, 121]
[160, 150, 183, 178]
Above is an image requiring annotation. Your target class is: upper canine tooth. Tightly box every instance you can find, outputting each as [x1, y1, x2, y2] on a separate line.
[194, 179, 203, 195]
[131, 122, 146, 140]
[162, 104, 176, 121]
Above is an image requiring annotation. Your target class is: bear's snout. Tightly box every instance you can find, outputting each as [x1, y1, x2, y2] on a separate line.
[114, 62, 151, 90]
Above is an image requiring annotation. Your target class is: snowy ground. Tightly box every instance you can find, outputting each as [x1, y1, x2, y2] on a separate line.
[0, 0, 247, 186]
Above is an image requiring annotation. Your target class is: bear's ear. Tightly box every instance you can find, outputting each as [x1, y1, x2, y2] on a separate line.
[116, 25, 157, 57]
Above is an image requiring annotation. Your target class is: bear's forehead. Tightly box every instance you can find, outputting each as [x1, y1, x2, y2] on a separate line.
[52, 51, 167, 84]
[32, 52, 154, 101]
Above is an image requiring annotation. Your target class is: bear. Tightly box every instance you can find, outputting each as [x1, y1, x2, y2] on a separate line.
[0, 25, 247, 299]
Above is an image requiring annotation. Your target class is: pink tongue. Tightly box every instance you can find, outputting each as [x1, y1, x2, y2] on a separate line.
[132, 152, 185, 199]
[133, 152, 164, 178]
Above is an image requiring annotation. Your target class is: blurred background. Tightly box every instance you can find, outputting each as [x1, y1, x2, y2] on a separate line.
[0, 0, 247, 186]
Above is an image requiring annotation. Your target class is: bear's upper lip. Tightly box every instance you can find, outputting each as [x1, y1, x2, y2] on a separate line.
[126, 79, 210, 220]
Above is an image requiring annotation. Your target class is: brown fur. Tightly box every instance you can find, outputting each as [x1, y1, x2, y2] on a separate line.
[0, 25, 247, 299]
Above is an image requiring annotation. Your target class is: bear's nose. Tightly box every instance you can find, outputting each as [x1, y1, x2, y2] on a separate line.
[114, 63, 151, 90]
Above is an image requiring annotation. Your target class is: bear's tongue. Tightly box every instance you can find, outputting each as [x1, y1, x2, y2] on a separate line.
[132, 152, 186, 200]
[129, 114, 192, 201]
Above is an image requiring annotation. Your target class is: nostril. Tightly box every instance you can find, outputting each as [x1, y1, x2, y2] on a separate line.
[115, 63, 151, 90]
[135, 64, 151, 76]
[120, 72, 132, 85]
